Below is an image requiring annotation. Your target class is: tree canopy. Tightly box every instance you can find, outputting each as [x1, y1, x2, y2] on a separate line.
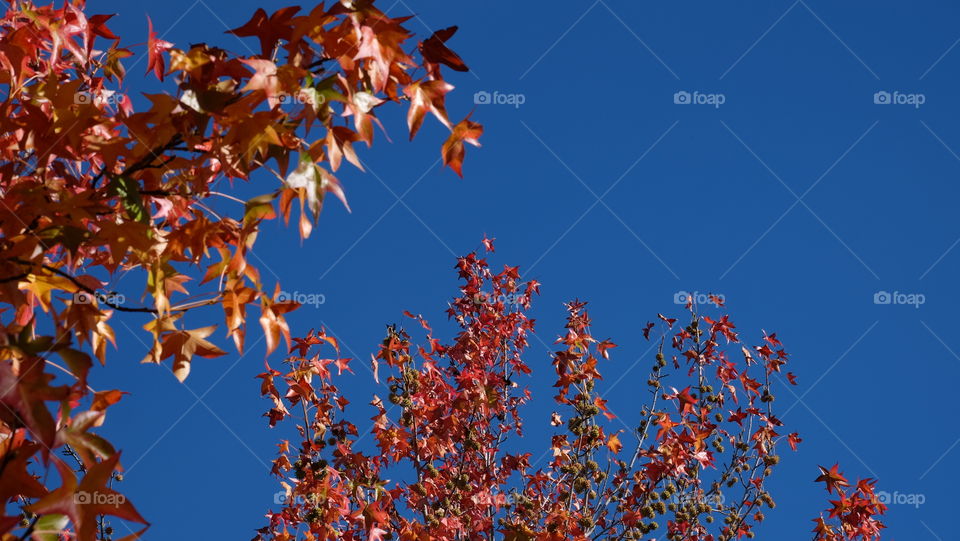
[0, 1, 886, 540]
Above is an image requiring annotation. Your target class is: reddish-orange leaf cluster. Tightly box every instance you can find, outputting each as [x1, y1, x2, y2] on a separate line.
[0, 0, 887, 538]
[812, 464, 886, 540]
[0, 0, 479, 538]
[256, 249, 538, 540]
[255, 245, 855, 541]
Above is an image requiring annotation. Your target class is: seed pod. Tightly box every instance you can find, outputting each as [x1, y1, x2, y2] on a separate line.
[573, 477, 590, 492]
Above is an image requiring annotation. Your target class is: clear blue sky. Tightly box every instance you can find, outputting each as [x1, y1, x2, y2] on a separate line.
[85, 1, 960, 538]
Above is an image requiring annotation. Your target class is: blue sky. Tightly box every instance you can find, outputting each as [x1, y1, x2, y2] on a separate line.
[81, 0, 960, 538]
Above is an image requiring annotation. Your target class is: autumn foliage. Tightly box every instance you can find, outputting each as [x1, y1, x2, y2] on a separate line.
[0, 0, 889, 539]
[812, 464, 887, 540]
[253, 241, 886, 540]
[0, 0, 479, 538]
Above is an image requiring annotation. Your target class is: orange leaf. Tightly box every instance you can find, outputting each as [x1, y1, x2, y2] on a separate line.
[442, 116, 483, 178]
[607, 433, 623, 454]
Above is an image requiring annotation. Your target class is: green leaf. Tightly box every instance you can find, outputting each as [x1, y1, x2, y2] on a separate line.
[31, 513, 69, 541]
[244, 192, 279, 225]
[108, 176, 148, 224]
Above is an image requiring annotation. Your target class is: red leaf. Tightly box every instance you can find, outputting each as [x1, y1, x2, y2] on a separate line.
[419, 26, 469, 73]
[89, 14, 119, 41]
[482, 235, 495, 253]
[404, 80, 454, 140]
[788, 432, 802, 451]
[226, 6, 300, 57]
[442, 116, 483, 177]
[146, 17, 172, 81]
[597, 339, 617, 360]
[642, 322, 654, 339]
[814, 463, 850, 494]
